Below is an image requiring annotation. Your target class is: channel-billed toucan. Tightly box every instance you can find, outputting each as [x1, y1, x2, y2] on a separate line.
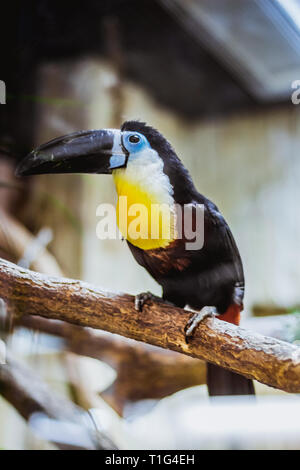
[17, 121, 255, 396]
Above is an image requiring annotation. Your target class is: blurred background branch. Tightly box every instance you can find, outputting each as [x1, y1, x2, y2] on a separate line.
[18, 315, 207, 416]
[0, 353, 117, 450]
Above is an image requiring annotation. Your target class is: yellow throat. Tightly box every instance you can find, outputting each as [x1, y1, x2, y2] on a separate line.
[113, 164, 176, 250]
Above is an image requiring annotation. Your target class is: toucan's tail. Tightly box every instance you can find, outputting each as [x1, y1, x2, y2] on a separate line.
[206, 363, 255, 396]
[206, 303, 255, 396]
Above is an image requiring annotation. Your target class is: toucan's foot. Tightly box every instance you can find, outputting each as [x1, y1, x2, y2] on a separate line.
[184, 306, 217, 343]
[135, 291, 159, 312]
[134, 291, 174, 312]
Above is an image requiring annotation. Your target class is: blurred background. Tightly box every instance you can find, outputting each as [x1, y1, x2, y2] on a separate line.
[1, 0, 300, 450]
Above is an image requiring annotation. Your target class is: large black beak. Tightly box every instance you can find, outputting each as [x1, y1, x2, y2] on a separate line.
[16, 129, 127, 177]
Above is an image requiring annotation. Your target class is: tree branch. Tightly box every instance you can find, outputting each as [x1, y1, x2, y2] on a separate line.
[18, 315, 206, 414]
[0, 354, 117, 449]
[19, 312, 300, 414]
[1, 257, 300, 393]
[0, 208, 62, 274]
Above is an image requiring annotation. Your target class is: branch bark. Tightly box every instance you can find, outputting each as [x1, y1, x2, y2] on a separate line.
[1, 257, 300, 393]
[19, 313, 300, 414]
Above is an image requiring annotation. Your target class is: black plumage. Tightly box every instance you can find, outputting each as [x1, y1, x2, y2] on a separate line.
[17, 119, 254, 396]
[122, 121, 244, 315]
[122, 121, 254, 396]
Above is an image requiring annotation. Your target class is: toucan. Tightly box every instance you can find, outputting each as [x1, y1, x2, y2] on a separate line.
[16, 120, 255, 396]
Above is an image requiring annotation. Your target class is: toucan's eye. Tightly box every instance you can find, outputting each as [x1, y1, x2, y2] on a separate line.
[129, 134, 140, 144]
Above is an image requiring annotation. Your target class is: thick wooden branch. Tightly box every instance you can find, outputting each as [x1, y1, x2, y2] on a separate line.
[1, 258, 300, 393]
[19, 312, 300, 414]
[19, 313, 300, 415]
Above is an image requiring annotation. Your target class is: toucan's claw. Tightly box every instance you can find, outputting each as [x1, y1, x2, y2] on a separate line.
[135, 291, 159, 312]
[134, 292, 174, 312]
[184, 306, 217, 343]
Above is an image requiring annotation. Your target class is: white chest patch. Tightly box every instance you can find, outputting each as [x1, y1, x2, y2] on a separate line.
[112, 147, 177, 250]
[121, 147, 175, 206]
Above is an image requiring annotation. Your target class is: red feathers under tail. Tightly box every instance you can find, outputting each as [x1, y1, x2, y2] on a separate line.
[206, 304, 255, 396]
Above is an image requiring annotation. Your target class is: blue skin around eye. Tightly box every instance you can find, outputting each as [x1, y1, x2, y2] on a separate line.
[110, 132, 150, 168]
[123, 132, 150, 154]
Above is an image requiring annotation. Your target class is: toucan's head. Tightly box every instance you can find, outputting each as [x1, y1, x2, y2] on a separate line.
[16, 121, 199, 250]
[15, 121, 172, 177]
[16, 120, 197, 208]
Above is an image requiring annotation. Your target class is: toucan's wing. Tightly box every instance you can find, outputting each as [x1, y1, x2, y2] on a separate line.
[204, 201, 245, 306]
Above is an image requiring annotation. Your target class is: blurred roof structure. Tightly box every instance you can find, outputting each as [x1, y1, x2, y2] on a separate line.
[3, 0, 300, 156]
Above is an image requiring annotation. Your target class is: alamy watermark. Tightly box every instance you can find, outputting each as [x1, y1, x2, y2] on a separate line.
[0, 299, 7, 365]
[291, 80, 300, 104]
[0, 340, 6, 365]
[96, 197, 205, 250]
[0, 80, 6, 104]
